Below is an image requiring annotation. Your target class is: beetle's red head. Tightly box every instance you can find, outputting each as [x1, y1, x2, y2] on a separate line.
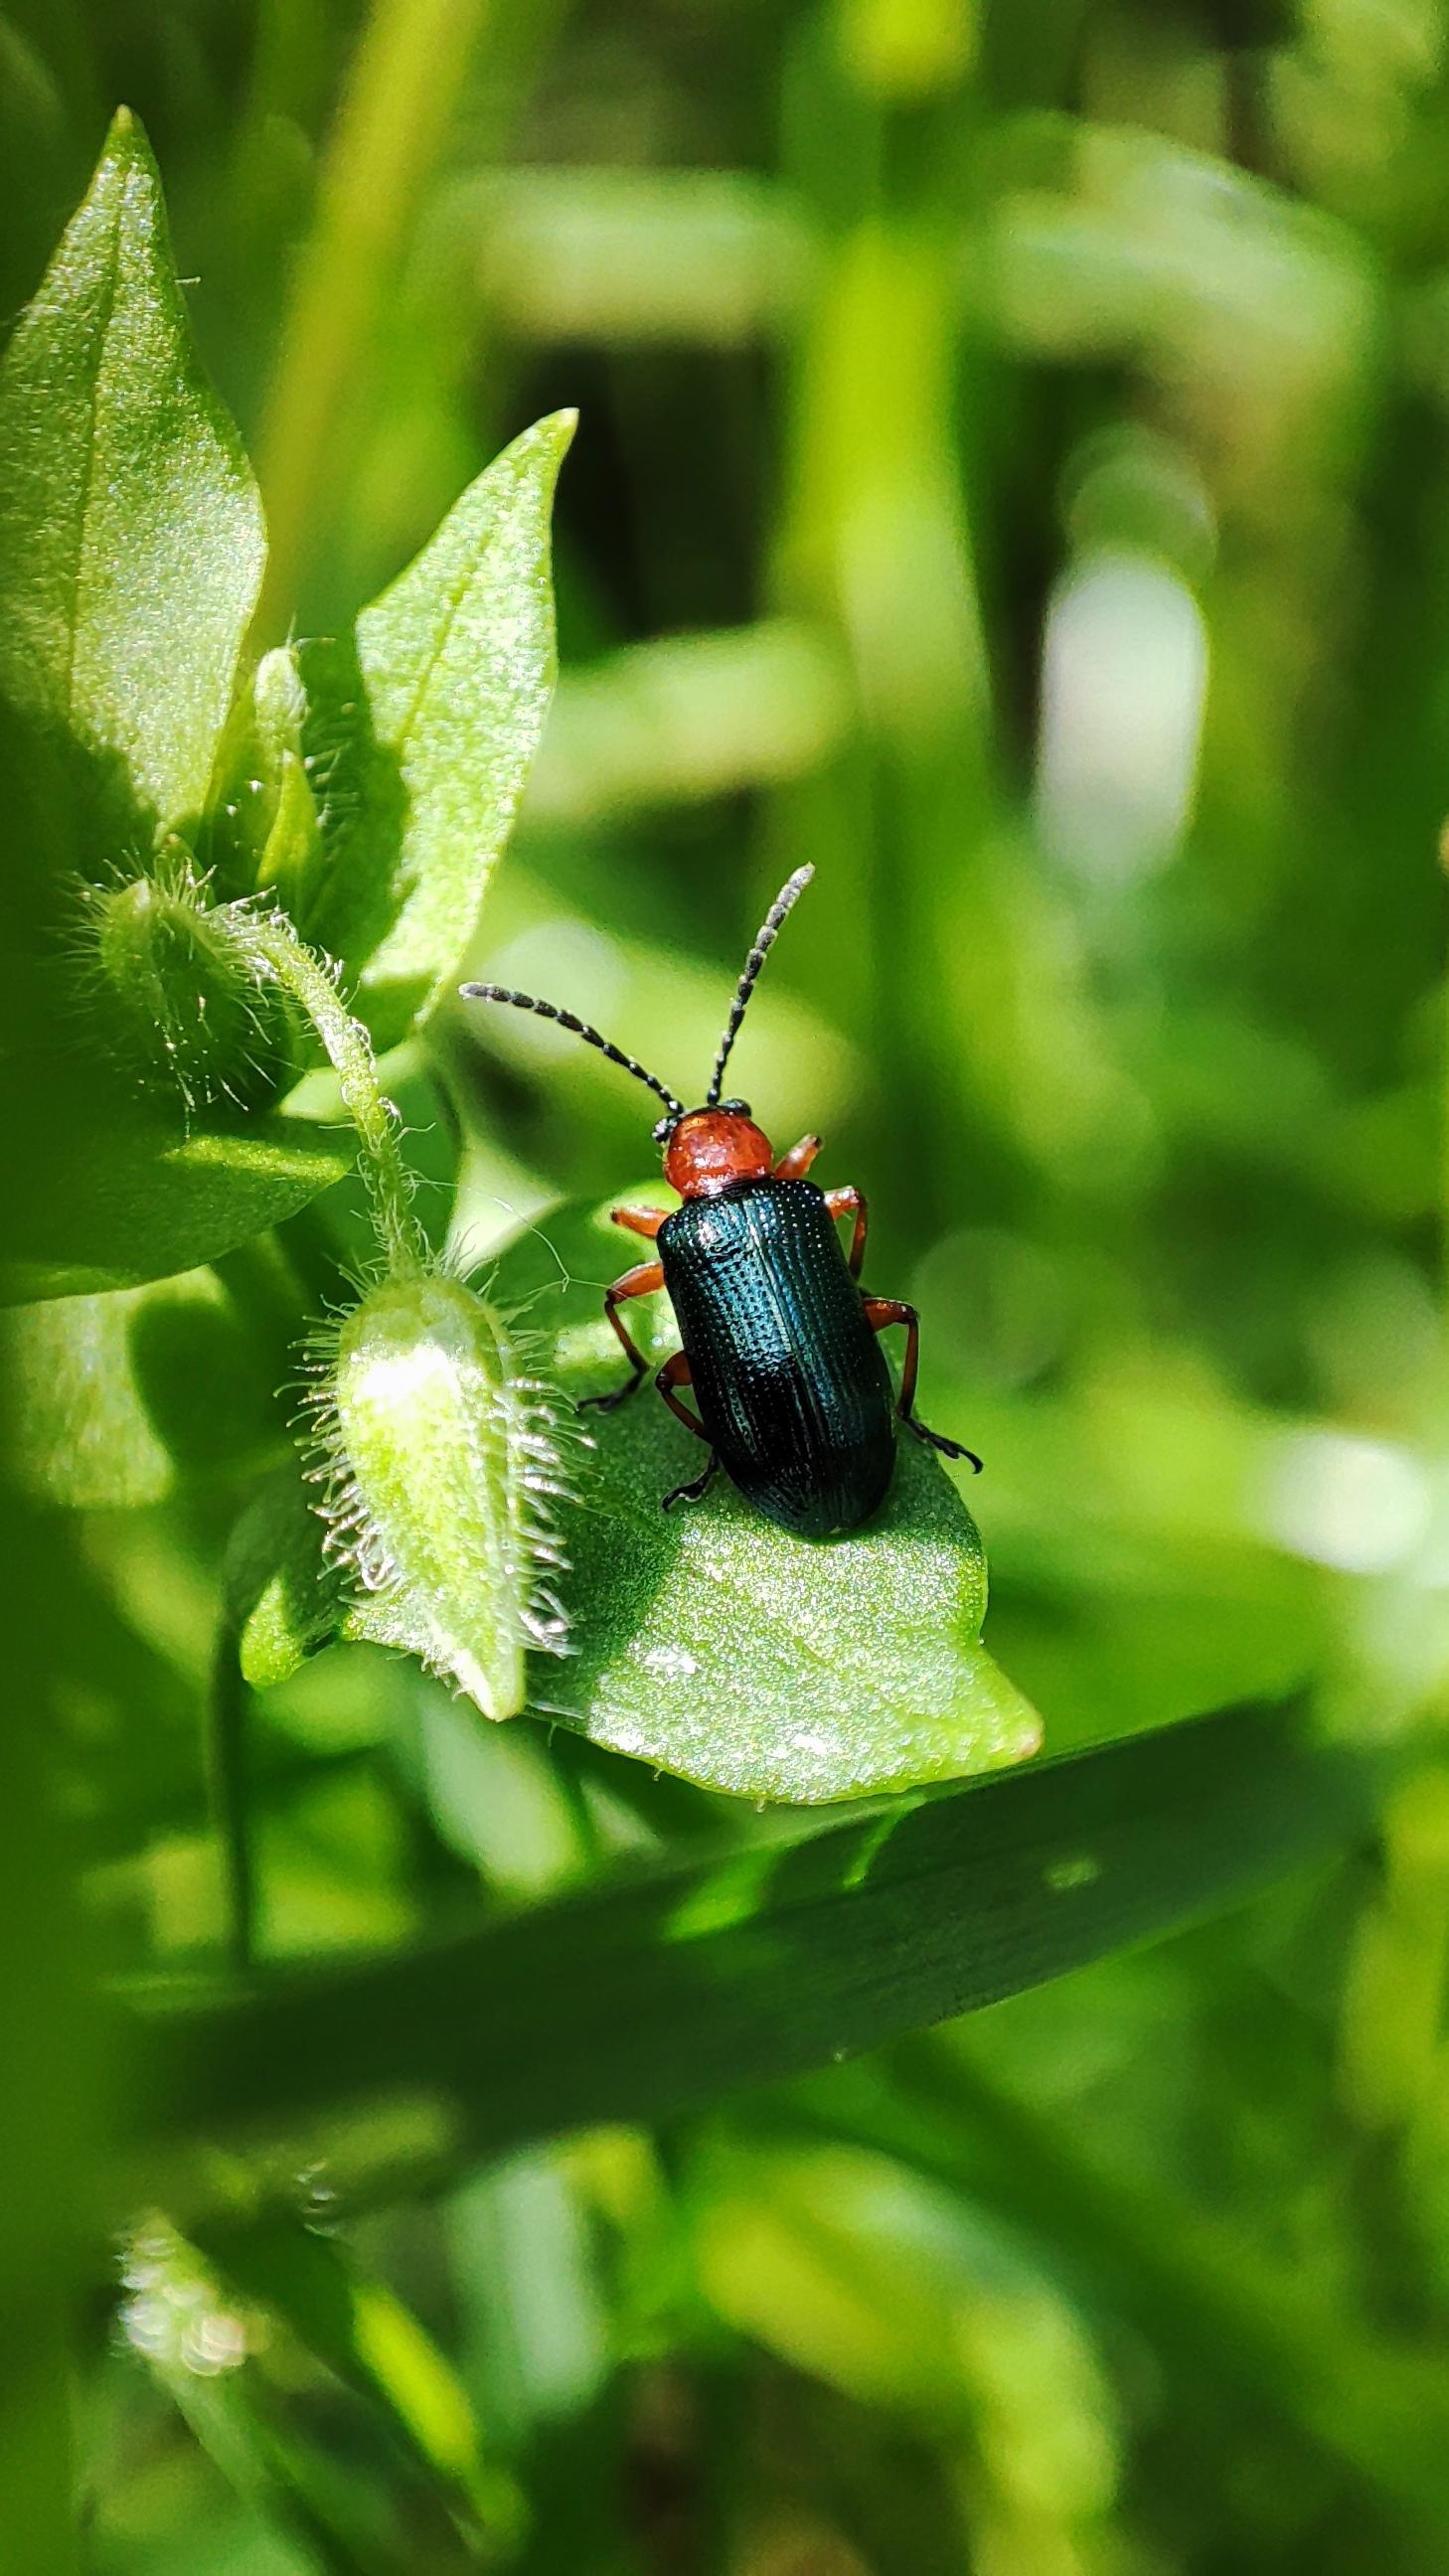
[662, 1101, 773, 1198]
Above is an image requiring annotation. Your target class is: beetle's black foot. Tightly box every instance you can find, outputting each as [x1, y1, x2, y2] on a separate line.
[905, 1417, 983, 1473]
[577, 1378, 640, 1414]
[663, 1452, 720, 1512]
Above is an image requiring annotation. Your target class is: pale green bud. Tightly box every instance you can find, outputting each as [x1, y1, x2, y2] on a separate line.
[313, 1273, 570, 1720]
[248, 648, 323, 912]
[251, 644, 308, 764]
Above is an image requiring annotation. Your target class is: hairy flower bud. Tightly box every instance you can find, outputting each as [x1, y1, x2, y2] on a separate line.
[310, 1273, 571, 1720]
[81, 863, 284, 1108]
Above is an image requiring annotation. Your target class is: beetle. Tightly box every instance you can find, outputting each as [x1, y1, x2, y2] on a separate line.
[461, 865, 980, 1536]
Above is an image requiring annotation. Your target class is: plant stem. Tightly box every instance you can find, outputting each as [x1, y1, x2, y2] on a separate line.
[206, 1623, 255, 1976]
[252, 0, 492, 640]
[0, 1501, 86, 2574]
[1433, 819, 1443, 1272]
[243, 913, 425, 1277]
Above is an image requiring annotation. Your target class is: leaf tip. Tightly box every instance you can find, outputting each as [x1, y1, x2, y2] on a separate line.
[520, 407, 578, 477]
[99, 100, 154, 176]
[67, 104, 164, 247]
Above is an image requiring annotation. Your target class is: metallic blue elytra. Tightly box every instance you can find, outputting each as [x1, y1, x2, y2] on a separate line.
[658, 1176, 895, 1537]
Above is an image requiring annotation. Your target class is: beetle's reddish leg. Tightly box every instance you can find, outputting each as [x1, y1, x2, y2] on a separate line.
[578, 1260, 664, 1411]
[655, 1349, 708, 1440]
[863, 1296, 918, 1405]
[656, 1351, 718, 1510]
[612, 1204, 664, 1239]
[773, 1134, 821, 1180]
[825, 1184, 868, 1279]
[862, 1296, 983, 1472]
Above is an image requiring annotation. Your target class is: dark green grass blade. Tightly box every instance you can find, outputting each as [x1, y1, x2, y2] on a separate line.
[111, 1699, 1366, 2214]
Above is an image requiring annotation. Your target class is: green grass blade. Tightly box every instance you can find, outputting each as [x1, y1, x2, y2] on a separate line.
[112, 1699, 1364, 2214]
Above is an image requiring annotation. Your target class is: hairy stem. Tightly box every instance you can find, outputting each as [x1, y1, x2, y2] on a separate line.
[243, 913, 425, 1277]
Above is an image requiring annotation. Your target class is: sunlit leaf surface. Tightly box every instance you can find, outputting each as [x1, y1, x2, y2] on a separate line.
[531, 1389, 1041, 1801]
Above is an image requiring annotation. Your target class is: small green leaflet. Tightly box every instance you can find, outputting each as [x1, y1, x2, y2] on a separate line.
[0, 109, 264, 855]
[302, 412, 576, 1047]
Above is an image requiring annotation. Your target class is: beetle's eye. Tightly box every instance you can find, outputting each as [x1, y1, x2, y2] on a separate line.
[720, 1098, 751, 1116]
[652, 1113, 678, 1144]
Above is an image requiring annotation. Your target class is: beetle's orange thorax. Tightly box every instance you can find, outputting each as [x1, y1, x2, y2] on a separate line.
[664, 1108, 774, 1198]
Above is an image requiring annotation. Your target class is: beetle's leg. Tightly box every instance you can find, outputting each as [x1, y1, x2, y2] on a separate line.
[824, 1184, 868, 1279]
[577, 1261, 665, 1411]
[656, 1351, 718, 1510]
[654, 1348, 709, 1440]
[862, 1296, 983, 1472]
[663, 1452, 720, 1512]
[612, 1204, 664, 1239]
[774, 1133, 822, 1181]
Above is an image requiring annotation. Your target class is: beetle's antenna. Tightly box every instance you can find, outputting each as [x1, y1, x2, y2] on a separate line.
[460, 984, 685, 1124]
[706, 865, 814, 1107]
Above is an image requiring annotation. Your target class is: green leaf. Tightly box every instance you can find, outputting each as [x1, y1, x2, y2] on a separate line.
[113, 1699, 1364, 2219]
[1, 1265, 291, 1511]
[228, 1460, 344, 1690]
[487, 1194, 1041, 1801]
[303, 412, 575, 1047]
[537, 1393, 1041, 1801]
[0, 109, 264, 872]
[5, 1091, 354, 1303]
[204, 643, 322, 907]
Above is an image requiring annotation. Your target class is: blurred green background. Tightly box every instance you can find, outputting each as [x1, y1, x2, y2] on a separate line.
[13, 0, 1449, 2566]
